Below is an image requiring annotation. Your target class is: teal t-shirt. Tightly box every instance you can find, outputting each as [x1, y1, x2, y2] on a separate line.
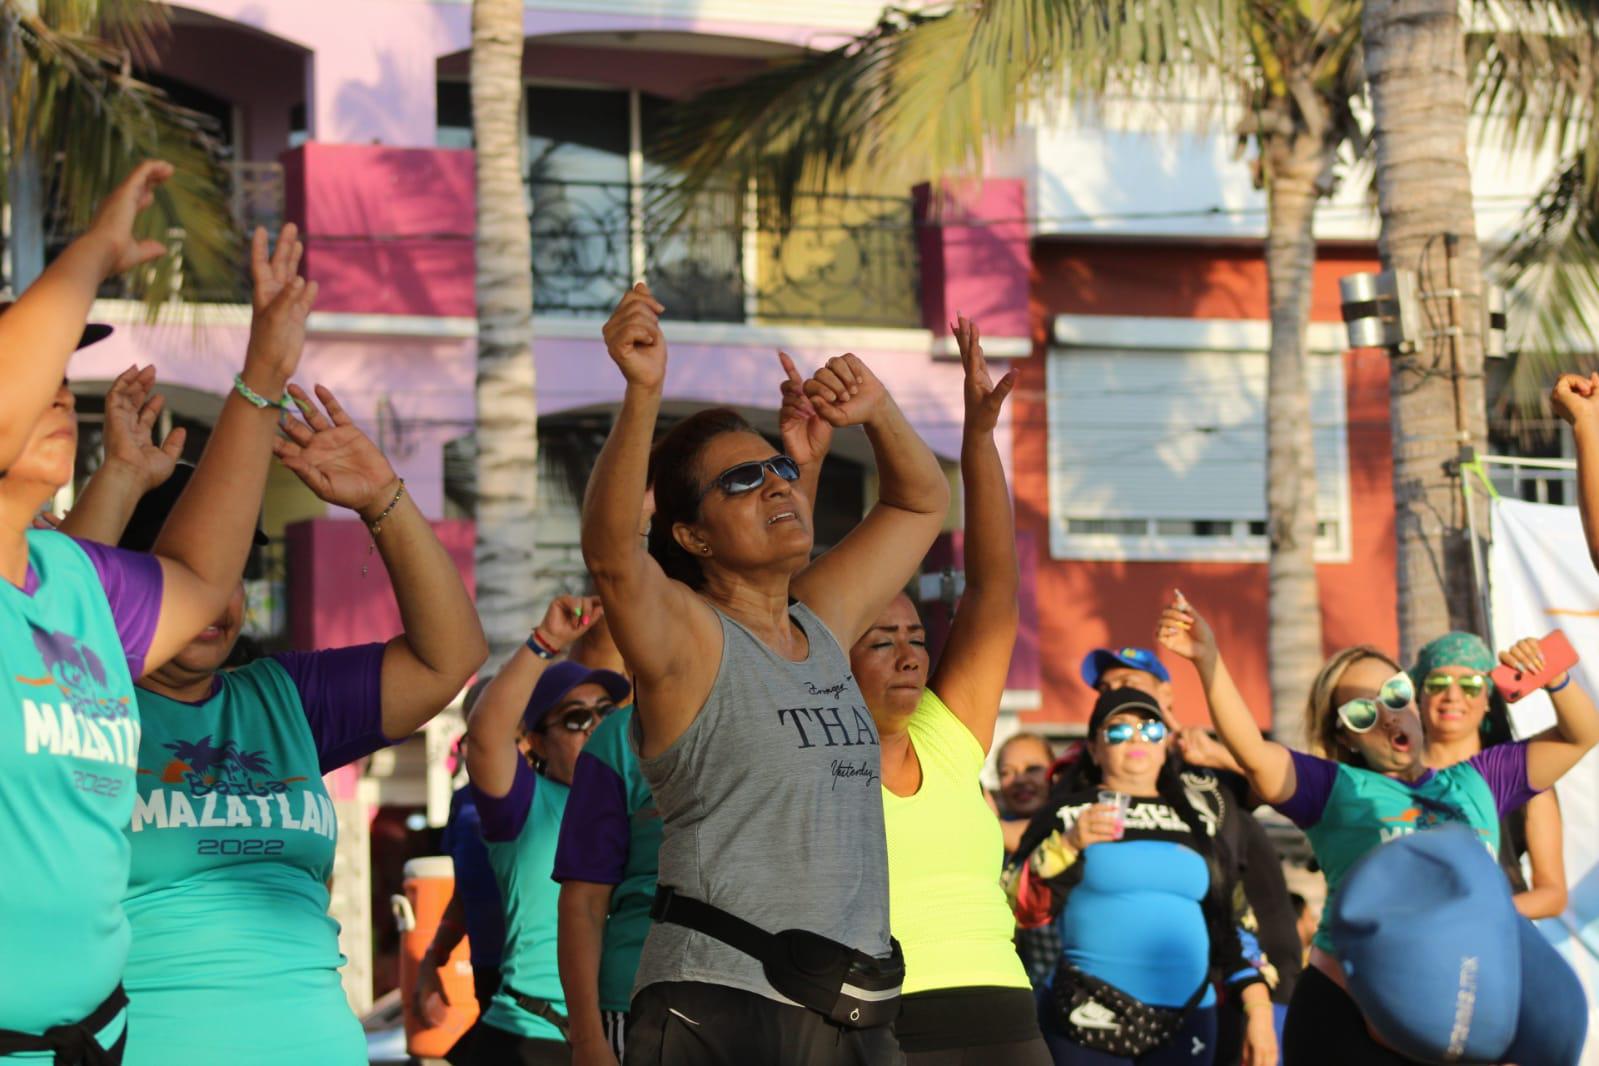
[477, 761, 570, 1040]
[1277, 745, 1536, 953]
[552, 705, 662, 1012]
[0, 531, 159, 1057]
[120, 647, 389, 1065]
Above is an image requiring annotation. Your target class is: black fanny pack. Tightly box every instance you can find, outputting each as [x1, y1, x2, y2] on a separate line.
[651, 885, 904, 1028]
[1052, 964, 1207, 1057]
[0, 984, 127, 1066]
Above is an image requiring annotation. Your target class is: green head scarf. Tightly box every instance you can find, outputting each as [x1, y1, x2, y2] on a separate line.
[1410, 631, 1495, 690]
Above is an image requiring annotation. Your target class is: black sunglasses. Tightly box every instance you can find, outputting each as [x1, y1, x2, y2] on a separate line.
[700, 455, 800, 501]
[538, 702, 615, 734]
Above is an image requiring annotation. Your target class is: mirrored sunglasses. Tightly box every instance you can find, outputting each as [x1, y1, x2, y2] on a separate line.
[1103, 720, 1168, 746]
[1422, 672, 1491, 699]
[541, 704, 615, 734]
[1337, 672, 1414, 734]
[702, 455, 800, 500]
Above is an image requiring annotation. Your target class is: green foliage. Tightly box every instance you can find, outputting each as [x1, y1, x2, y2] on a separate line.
[3, 0, 239, 306]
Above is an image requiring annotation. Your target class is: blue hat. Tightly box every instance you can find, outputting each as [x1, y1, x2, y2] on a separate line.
[1330, 824, 1586, 1063]
[1080, 646, 1171, 689]
[522, 660, 630, 732]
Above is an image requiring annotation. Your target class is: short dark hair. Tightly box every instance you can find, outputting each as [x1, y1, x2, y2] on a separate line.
[647, 407, 758, 589]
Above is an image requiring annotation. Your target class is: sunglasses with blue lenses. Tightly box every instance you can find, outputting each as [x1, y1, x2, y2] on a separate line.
[702, 455, 801, 500]
[1102, 720, 1169, 745]
[1336, 672, 1414, 734]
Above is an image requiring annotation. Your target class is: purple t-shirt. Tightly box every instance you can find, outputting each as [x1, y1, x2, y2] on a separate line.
[271, 644, 391, 772]
[23, 536, 164, 677]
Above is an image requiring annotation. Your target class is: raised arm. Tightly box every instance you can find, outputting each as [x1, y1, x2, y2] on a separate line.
[0, 162, 172, 471]
[273, 384, 487, 738]
[57, 366, 186, 545]
[580, 286, 719, 739]
[1498, 638, 1599, 791]
[790, 355, 951, 645]
[1553, 373, 1599, 571]
[1158, 592, 1298, 805]
[778, 350, 832, 510]
[929, 316, 1018, 753]
[145, 226, 317, 673]
[466, 596, 600, 798]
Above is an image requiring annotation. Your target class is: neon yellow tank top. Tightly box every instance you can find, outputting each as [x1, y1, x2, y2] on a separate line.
[883, 689, 1031, 995]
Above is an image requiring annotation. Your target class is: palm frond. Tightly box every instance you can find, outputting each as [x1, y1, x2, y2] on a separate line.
[5, 0, 239, 305]
[1495, 155, 1599, 427]
[653, 0, 1256, 231]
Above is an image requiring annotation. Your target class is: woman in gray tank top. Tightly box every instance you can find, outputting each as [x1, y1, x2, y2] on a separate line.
[581, 283, 950, 1066]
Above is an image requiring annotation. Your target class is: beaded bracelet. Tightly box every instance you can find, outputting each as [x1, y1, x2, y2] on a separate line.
[232, 374, 296, 413]
[360, 480, 407, 577]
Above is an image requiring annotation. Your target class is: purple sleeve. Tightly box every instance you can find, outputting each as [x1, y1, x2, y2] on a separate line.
[74, 538, 163, 679]
[270, 644, 390, 773]
[1274, 750, 1340, 829]
[552, 751, 631, 885]
[1466, 740, 1540, 816]
[473, 757, 536, 843]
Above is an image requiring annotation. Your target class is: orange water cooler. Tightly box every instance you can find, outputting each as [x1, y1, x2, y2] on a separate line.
[392, 855, 479, 1058]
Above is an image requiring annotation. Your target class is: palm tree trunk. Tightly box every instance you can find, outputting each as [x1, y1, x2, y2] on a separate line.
[471, 0, 538, 666]
[1264, 157, 1324, 748]
[1361, 0, 1489, 659]
[2, 7, 45, 293]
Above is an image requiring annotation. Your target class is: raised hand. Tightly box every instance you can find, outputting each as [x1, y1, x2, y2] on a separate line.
[86, 160, 174, 276]
[101, 364, 186, 492]
[1156, 589, 1218, 666]
[1551, 372, 1599, 427]
[243, 225, 317, 390]
[1500, 636, 1547, 678]
[801, 353, 889, 428]
[777, 351, 833, 468]
[272, 385, 398, 515]
[602, 283, 667, 390]
[535, 594, 605, 653]
[954, 315, 1016, 435]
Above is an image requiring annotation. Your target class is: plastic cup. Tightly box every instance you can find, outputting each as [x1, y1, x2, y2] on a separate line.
[1097, 789, 1129, 839]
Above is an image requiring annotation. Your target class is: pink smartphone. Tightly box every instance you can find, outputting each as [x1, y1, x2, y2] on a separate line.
[1491, 630, 1579, 703]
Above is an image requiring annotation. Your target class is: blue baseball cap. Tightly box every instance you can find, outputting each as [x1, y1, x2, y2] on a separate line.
[522, 660, 630, 733]
[1080, 646, 1171, 689]
[1330, 824, 1587, 1063]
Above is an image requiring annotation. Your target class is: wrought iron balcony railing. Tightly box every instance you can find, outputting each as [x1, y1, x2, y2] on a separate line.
[530, 180, 922, 329]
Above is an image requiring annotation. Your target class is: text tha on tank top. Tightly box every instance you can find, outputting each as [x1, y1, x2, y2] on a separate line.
[630, 601, 893, 1004]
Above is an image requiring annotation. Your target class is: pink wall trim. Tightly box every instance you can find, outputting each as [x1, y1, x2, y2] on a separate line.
[914, 179, 1031, 340]
[287, 517, 476, 650]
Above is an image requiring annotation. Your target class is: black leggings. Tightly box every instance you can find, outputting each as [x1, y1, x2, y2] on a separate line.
[1282, 967, 1426, 1066]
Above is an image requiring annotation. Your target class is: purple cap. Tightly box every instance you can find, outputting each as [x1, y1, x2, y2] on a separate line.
[522, 659, 630, 732]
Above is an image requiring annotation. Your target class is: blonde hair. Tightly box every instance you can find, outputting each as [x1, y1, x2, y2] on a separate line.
[1306, 645, 1403, 764]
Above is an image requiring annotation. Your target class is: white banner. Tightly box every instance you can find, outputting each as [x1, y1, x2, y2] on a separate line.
[1489, 497, 1599, 1062]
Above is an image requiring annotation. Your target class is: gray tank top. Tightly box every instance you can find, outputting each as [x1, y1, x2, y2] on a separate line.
[629, 600, 892, 1003]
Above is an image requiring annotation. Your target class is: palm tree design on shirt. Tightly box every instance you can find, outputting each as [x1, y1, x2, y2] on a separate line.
[159, 735, 265, 786]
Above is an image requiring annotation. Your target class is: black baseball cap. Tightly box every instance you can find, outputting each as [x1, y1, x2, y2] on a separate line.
[0, 300, 113, 350]
[118, 463, 269, 553]
[1086, 687, 1165, 738]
